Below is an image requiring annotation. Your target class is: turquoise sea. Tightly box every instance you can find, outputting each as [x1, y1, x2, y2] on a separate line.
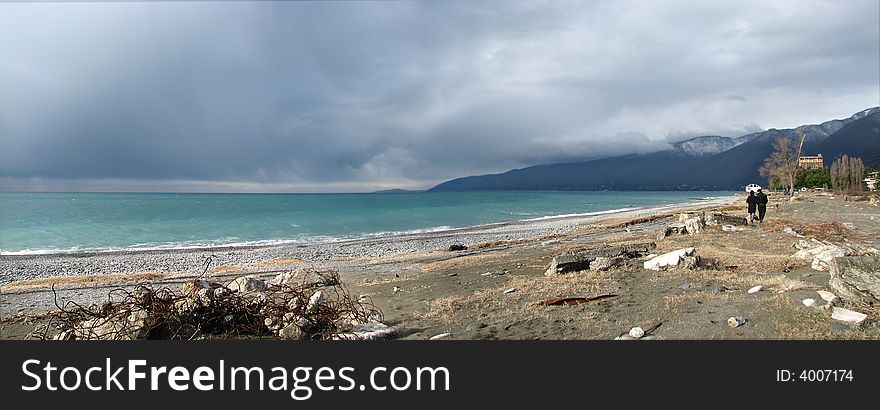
[0, 191, 732, 255]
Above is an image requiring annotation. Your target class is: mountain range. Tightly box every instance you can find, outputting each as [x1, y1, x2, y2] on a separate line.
[430, 107, 880, 191]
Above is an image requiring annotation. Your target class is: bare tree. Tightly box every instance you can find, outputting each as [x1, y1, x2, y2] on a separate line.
[760, 134, 801, 194]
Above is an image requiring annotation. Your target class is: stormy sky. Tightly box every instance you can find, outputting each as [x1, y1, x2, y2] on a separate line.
[1, 0, 878, 192]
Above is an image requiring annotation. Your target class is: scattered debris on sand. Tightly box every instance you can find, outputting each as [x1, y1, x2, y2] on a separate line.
[792, 239, 879, 271]
[727, 316, 746, 328]
[537, 294, 617, 306]
[37, 269, 389, 341]
[643, 247, 698, 271]
[828, 256, 880, 305]
[545, 242, 656, 276]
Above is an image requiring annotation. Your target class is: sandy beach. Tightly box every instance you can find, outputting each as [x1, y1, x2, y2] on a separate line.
[2, 193, 879, 340]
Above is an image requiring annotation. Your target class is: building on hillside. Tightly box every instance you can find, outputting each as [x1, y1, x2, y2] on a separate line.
[798, 153, 824, 170]
[865, 171, 878, 191]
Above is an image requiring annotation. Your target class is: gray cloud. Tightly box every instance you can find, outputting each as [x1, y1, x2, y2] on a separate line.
[1, 0, 878, 192]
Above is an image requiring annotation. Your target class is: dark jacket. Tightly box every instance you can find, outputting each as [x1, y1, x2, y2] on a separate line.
[746, 194, 757, 212]
[756, 192, 768, 207]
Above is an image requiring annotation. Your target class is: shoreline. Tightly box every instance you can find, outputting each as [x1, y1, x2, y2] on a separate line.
[1, 195, 736, 259]
[0, 196, 737, 285]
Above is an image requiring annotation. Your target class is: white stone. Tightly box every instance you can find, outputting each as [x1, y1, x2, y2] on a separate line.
[727, 316, 746, 328]
[228, 275, 268, 293]
[429, 332, 451, 340]
[628, 327, 645, 338]
[830, 307, 868, 324]
[816, 290, 837, 303]
[802, 298, 816, 307]
[334, 323, 396, 340]
[747, 285, 762, 294]
[392, 286, 402, 293]
[643, 248, 695, 271]
[783, 227, 804, 238]
[269, 271, 299, 286]
[503, 288, 516, 294]
[307, 290, 326, 313]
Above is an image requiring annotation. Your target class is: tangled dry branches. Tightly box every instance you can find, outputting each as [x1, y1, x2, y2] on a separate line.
[35, 269, 384, 341]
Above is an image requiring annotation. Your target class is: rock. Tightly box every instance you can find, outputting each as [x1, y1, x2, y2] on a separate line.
[307, 290, 326, 313]
[466, 322, 488, 331]
[278, 320, 309, 340]
[545, 253, 591, 276]
[195, 288, 214, 306]
[334, 323, 396, 340]
[679, 284, 691, 290]
[264, 317, 279, 330]
[269, 271, 299, 286]
[828, 256, 880, 305]
[614, 334, 661, 341]
[392, 286, 402, 293]
[541, 239, 561, 246]
[711, 213, 749, 226]
[747, 285, 762, 294]
[802, 298, 816, 307]
[830, 307, 868, 324]
[503, 288, 516, 294]
[792, 239, 879, 272]
[73, 313, 145, 340]
[655, 213, 706, 239]
[180, 279, 216, 295]
[816, 290, 838, 304]
[721, 225, 740, 232]
[546, 242, 657, 275]
[682, 214, 706, 235]
[643, 248, 695, 271]
[831, 323, 851, 333]
[681, 255, 700, 269]
[712, 286, 728, 294]
[213, 287, 232, 299]
[429, 332, 451, 340]
[628, 327, 645, 338]
[228, 275, 268, 293]
[590, 256, 625, 271]
[447, 244, 468, 251]
[657, 223, 687, 240]
[727, 316, 746, 328]
[287, 297, 304, 311]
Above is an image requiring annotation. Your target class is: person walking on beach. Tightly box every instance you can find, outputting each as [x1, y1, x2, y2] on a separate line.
[756, 189, 768, 222]
[746, 191, 758, 223]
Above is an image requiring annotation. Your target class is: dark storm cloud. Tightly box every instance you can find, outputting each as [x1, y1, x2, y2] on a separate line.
[1, 0, 878, 192]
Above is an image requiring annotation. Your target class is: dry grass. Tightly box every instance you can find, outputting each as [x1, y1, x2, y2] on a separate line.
[420, 271, 611, 326]
[760, 218, 860, 242]
[416, 253, 509, 273]
[1, 272, 188, 293]
[654, 225, 805, 274]
[765, 296, 879, 340]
